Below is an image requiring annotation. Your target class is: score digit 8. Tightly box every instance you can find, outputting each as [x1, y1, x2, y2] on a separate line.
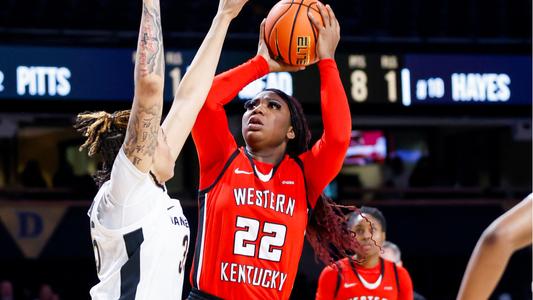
[350, 70, 368, 102]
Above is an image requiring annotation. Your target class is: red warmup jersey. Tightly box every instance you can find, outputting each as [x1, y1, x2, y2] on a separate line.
[316, 258, 414, 300]
[191, 148, 310, 299]
[191, 55, 351, 299]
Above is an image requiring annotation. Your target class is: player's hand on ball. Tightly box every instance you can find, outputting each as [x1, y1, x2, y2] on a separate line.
[218, 0, 249, 19]
[257, 19, 305, 73]
[308, 2, 340, 60]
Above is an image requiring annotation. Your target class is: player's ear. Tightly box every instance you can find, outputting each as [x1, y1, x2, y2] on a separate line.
[287, 126, 295, 140]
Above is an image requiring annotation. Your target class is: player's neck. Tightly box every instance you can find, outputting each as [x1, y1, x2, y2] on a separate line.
[358, 255, 380, 268]
[245, 145, 286, 165]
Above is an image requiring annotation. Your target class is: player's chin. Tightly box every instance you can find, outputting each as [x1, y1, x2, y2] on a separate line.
[358, 246, 376, 256]
[244, 128, 264, 139]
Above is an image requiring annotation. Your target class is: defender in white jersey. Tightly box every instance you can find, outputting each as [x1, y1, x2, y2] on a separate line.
[88, 149, 190, 299]
[75, 0, 250, 298]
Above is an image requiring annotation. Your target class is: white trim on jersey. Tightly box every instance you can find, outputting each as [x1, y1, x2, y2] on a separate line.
[254, 166, 273, 182]
[196, 192, 208, 289]
[357, 273, 383, 290]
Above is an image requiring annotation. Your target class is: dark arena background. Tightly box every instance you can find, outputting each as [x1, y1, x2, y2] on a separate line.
[0, 0, 531, 299]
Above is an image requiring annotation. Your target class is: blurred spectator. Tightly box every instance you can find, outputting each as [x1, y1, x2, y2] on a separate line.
[35, 284, 59, 300]
[0, 280, 13, 300]
[381, 241, 402, 264]
[20, 160, 47, 188]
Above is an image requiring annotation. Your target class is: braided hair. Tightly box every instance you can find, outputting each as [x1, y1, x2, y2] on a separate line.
[74, 110, 130, 187]
[265, 88, 360, 265]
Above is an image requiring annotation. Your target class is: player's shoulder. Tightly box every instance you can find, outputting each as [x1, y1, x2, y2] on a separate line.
[319, 263, 339, 283]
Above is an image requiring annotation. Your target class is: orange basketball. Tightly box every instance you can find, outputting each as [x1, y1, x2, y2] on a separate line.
[264, 0, 324, 66]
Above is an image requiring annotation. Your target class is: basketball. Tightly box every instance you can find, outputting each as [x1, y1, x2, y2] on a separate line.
[265, 0, 324, 66]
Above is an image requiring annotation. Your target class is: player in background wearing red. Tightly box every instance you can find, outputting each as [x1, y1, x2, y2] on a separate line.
[316, 207, 414, 300]
[74, 0, 249, 298]
[457, 194, 532, 300]
[188, 3, 358, 300]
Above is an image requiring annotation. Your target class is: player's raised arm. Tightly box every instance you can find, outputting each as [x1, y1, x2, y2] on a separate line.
[123, 0, 165, 173]
[302, 3, 351, 205]
[162, 0, 249, 161]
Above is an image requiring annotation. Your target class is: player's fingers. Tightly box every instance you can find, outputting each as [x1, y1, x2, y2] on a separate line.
[325, 4, 334, 27]
[326, 4, 336, 23]
[317, 2, 330, 28]
[308, 9, 324, 30]
[307, 10, 322, 30]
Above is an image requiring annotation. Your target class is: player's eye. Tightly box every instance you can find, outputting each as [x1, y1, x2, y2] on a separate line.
[244, 99, 260, 110]
[268, 100, 282, 110]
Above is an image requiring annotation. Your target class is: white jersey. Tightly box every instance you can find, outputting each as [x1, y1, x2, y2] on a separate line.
[88, 149, 190, 300]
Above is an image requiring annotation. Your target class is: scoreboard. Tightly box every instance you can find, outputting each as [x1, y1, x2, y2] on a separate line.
[0, 45, 530, 107]
[336, 53, 531, 106]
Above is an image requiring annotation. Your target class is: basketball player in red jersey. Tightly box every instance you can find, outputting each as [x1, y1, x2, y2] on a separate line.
[316, 207, 414, 300]
[188, 3, 358, 300]
[457, 194, 532, 300]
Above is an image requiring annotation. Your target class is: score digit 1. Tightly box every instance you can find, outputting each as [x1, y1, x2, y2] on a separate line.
[350, 70, 368, 102]
[384, 71, 397, 103]
[0, 71, 4, 92]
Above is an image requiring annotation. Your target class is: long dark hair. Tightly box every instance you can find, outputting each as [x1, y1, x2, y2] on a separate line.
[74, 110, 130, 187]
[265, 88, 360, 265]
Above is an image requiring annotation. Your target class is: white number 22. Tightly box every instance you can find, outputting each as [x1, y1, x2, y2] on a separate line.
[234, 216, 286, 262]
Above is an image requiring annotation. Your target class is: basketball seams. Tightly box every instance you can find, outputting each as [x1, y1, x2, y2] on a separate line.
[288, 0, 305, 65]
[274, 29, 286, 63]
[279, 0, 319, 11]
[266, 2, 294, 60]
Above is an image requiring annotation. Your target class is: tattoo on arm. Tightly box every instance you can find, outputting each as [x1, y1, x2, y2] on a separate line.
[137, 1, 164, 78]
[123, 103, 161, 167]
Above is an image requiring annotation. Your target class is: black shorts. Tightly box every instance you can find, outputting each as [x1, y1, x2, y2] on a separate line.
[186, 288, 223, 300]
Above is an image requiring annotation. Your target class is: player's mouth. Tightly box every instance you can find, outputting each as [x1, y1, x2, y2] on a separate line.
[247, 116, 264, 130]
[360, 244, 373, 251]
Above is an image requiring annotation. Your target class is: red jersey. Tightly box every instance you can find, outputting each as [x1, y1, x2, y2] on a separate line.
[190, 55, 351, 299]
[191, 148, 310, 299]
[316, 258, 414, 300]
